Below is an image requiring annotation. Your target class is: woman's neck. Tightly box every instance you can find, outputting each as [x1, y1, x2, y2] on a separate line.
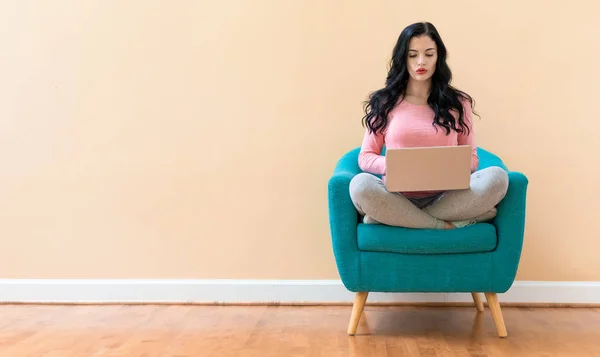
[405, 79, 432, 102]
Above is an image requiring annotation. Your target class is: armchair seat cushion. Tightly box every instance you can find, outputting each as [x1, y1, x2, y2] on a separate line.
[357, 223, 497, 255]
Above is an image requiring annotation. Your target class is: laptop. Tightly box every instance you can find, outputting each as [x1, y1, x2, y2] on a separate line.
[385, 145, 472, 192]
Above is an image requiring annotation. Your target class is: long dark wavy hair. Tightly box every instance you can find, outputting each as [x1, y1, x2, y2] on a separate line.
[362, 22, 478, 136]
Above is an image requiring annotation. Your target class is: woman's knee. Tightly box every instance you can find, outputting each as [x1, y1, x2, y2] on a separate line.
[349, 173, 379, 214]
[479, 166, 509, 201]
[349, 173, 380, 201]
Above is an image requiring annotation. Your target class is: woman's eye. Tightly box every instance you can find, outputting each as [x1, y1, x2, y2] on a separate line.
[426, 54, 433, 57]
[409, 55, 417, 58]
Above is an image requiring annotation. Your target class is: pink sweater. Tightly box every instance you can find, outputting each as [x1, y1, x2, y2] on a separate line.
[358, 98, 479, 198]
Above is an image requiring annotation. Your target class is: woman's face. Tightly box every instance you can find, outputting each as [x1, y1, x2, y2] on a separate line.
[406, 35, 438, 82]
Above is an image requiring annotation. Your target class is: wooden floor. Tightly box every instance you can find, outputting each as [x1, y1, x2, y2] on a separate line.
[1, 304, 599, 356]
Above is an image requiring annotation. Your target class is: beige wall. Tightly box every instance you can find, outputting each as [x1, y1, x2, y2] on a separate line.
[1, 1, 598, 281]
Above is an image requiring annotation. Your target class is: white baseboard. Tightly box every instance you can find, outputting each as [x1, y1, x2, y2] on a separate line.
[0, 280, 599, 305]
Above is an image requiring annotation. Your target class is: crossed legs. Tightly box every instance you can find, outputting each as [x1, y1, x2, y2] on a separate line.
[349, 166, 509, 228]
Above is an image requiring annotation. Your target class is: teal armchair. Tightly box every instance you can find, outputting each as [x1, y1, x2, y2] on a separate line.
[327, 147, 528, 337]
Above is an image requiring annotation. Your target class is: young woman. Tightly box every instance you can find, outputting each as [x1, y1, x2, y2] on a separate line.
[349, 22, 508, 229]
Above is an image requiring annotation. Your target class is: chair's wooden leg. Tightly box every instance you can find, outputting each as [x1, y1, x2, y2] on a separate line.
[484, 292, 507, 337]
[471, 292, 484, 312]
[347, 292, 368, 335]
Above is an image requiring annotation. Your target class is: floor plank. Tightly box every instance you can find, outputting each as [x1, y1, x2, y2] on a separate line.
[0, 305, 599, 356]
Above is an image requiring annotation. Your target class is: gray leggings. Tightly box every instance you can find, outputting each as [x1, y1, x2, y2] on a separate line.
[349, 166, 509, 229]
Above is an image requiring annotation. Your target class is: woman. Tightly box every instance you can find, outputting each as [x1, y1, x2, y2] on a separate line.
[349, 22, 508, 229]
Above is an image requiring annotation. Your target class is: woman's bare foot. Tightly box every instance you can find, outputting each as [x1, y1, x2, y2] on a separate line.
[444, 221, 456, 229]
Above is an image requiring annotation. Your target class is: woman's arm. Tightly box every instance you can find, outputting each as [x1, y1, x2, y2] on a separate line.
[458, 100, 479, 173]
[357, 129, 386, 174]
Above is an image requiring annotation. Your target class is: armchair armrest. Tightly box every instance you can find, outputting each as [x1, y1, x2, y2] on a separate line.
[491, 171, 529, 292]
[327, 149, 362, 289]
